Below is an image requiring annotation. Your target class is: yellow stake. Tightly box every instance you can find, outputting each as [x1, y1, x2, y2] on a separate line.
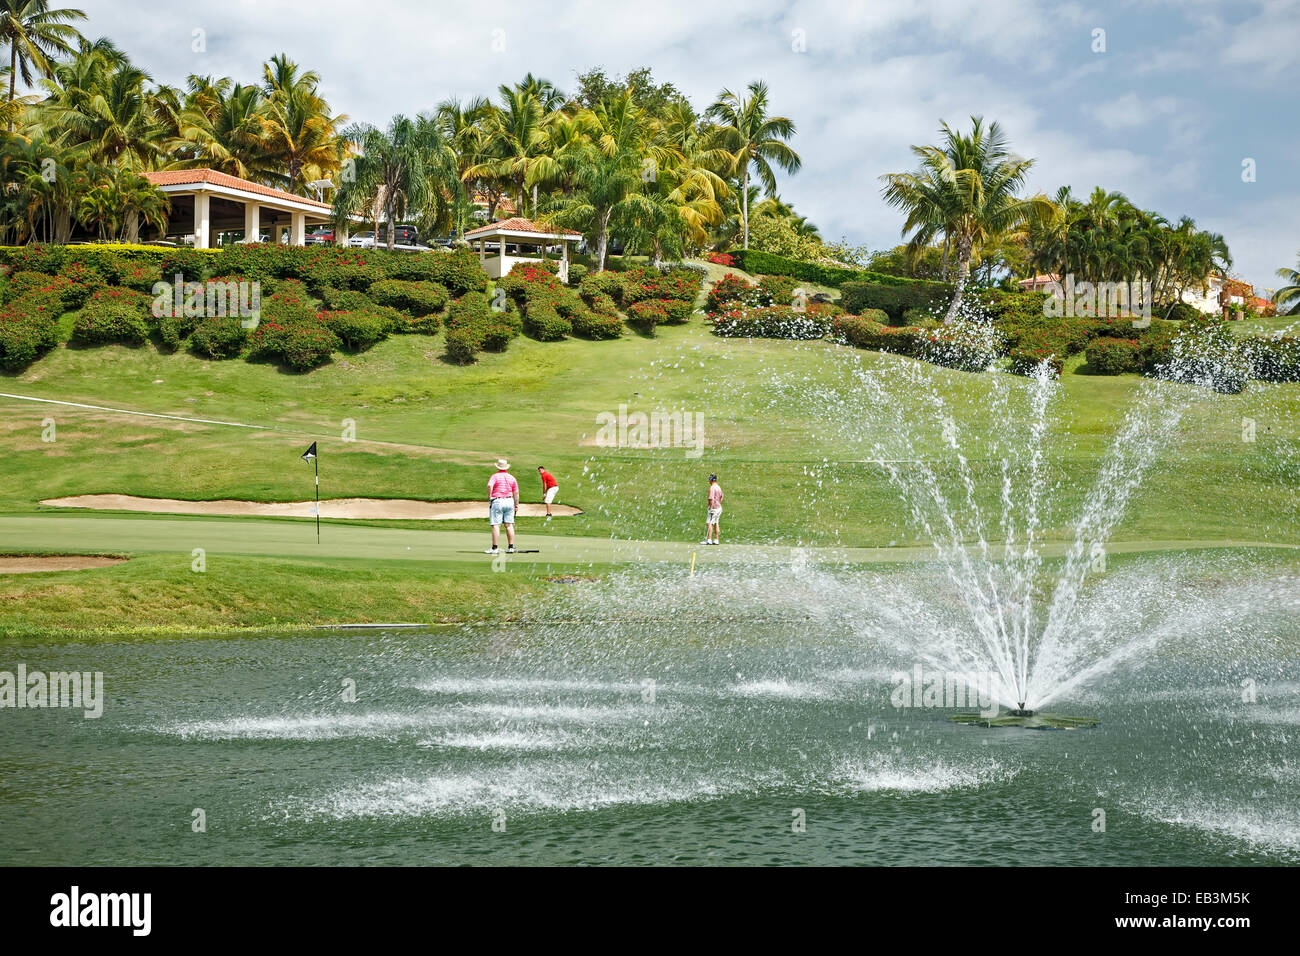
[690, 551, 696, 576]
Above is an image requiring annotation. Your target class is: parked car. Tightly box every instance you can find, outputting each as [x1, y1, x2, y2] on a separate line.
[377, 224, 421, 245]
[305, 227, 333, 244]
[347, 231, 376, 248]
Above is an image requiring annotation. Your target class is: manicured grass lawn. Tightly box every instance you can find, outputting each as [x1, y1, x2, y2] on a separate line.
[2, 292, 1298, 636]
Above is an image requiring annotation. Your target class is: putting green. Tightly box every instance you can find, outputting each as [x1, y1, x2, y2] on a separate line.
[0, 512, 1294, 567]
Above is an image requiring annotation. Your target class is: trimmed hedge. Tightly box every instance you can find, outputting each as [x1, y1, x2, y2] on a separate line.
[841, 280, 954, 323]
[731, 248, 955, 292]
[71, 288, 152, 345]
[0, 294, 62, 370]
[1245, 336, 1300, 383]
[369, 279, 448, 317]
[317, 310, 388, 352]
[1084, 337, 1143, 374]
[189, 316, 248, 359]
[711, 305, 831, 339]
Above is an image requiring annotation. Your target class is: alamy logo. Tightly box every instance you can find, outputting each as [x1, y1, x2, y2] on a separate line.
[151, 273, 262, 328]
[0, 665, 103, 718]
[50, 886, 150, 936]
[595, 404, 705, 458]
[1042, 274, 1152, 326]
[890, 664, 1000, 718]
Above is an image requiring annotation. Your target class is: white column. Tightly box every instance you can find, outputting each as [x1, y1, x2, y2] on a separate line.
[194, 192, 211, 249]
[559, 241, 569, 284]
[243, 201, 260, 243]
[291, 212, 306, 246]
[478, 239, 484, 263]
[335, 222, 349, 246]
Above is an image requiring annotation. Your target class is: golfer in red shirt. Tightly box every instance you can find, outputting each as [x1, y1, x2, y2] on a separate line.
[537, 466, 559, 520]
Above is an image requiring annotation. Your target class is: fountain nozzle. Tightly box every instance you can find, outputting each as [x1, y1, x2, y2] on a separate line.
[1009, 704, 1035, 717]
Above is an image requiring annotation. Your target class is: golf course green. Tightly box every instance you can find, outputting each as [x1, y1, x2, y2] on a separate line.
[2, 299, 1298, 639]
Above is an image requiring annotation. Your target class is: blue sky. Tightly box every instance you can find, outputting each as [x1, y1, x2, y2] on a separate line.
[68, 0, 1300, 292]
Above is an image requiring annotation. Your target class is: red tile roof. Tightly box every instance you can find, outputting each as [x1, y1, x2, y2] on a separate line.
[464, 217, 581, 239]
[143, 169, 332, 210]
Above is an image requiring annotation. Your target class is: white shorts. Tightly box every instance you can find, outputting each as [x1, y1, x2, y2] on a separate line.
[544, 486, 558, 504]
[707, 507, 722, 523]
[489, 498, 515, 525]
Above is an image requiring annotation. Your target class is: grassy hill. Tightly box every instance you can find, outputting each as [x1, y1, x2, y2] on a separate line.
[2, 291, 1298, 637]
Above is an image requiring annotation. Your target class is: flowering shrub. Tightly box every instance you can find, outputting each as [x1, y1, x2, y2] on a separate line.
[712, 305, 830, 340]
[249, 317, 338, 371]
[625, 299, 668, 335]
[1084, 337, 1143, 374]
[621, 265, 701, 304]
[1008, 347, 1064, 377]
[705, 273, 758, 312]
[833, 313, 918, 354]
[916, 320, 1004, 372]
[443, 292, 520, 362]
[705, 252, 735, 267]
[72, 287, 152, 345]
[262, 282, 317, 326]
[7, 243, 68, 275]
[1152, 317, 1249, 393]
[0, 295, 61, 370]
[110, 258, 163, 292]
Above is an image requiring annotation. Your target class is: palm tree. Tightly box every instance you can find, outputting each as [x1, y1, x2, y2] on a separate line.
[333, 114, 457, 250]
[1274, 252, 1300, 317]
[543, 91, 661, 270]
[881, 116, 1051, 321]
[1, 0, 84, 132]
[259, 56, 346, 193]
[469, 83, 548, 217]
[705, 80, 801, 250]
[178, 81, 271, 179]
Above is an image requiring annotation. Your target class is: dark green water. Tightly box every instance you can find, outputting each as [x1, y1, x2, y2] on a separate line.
[2, 623, 1296, 866]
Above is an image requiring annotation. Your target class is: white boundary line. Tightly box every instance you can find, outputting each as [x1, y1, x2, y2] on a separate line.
[0, 393, 268, 429]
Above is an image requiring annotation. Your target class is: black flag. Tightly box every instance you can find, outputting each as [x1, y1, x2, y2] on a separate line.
[301, 441, 317, 461]
[301, 442, 319, 542]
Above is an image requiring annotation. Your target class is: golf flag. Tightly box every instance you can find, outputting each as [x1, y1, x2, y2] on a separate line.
[301, 442, 319, 542]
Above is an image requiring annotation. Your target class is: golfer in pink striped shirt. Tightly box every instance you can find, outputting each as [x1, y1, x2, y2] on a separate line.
[485, 458, 520, 554]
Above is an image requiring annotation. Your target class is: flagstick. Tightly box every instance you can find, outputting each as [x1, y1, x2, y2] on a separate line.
[314, 453, 320, 543]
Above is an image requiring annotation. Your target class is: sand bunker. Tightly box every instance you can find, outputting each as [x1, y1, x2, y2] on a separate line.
[0, 555, 127, 574]
[41, 494, 582, 521]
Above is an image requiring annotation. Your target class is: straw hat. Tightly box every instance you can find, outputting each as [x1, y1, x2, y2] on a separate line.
[496, 459, 510, 470]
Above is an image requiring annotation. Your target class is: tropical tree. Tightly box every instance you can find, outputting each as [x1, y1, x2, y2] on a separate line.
[259, 54, 347, 193]
[705, 80, 801, 249]
[1274, 252, 1300, 317]
[1, 0, 83, 132]
[333, 114, 459, 250]
[881, 116, 1051, 321]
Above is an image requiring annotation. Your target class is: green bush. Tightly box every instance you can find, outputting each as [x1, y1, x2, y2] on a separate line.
[249, 317, 338, 370]
[1245, 336, 1300, 382]
[579, 270, 626, 306]
[625, 299, 667, 335]
[6, 244, 67, 274]
[0, 296, 61, 370]
[840, 280, 953, 323]
[369, 279, 448, 316]
[732, 248, 955, 291]
[71, 288, 151, 346]
[1084, 337, 1143, 374]
[566, 263, 588, 287]
[426, 247, 488, 295]
[1151, 317, 1248, 393]
[833, 313, 919, 354]
[1161, 301, 1210, 322]
[622, 265, 701, 304]
[157, 248, 208, 282]
[262, 283, 317, 326]
[522, 296, 571, 340]
[189, 316, 248, 359]
[711, 305, 831, 340]
[444, 324, 485, 364]
[1008, 348, 1064, 377]
[317, 310, 388, 352]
